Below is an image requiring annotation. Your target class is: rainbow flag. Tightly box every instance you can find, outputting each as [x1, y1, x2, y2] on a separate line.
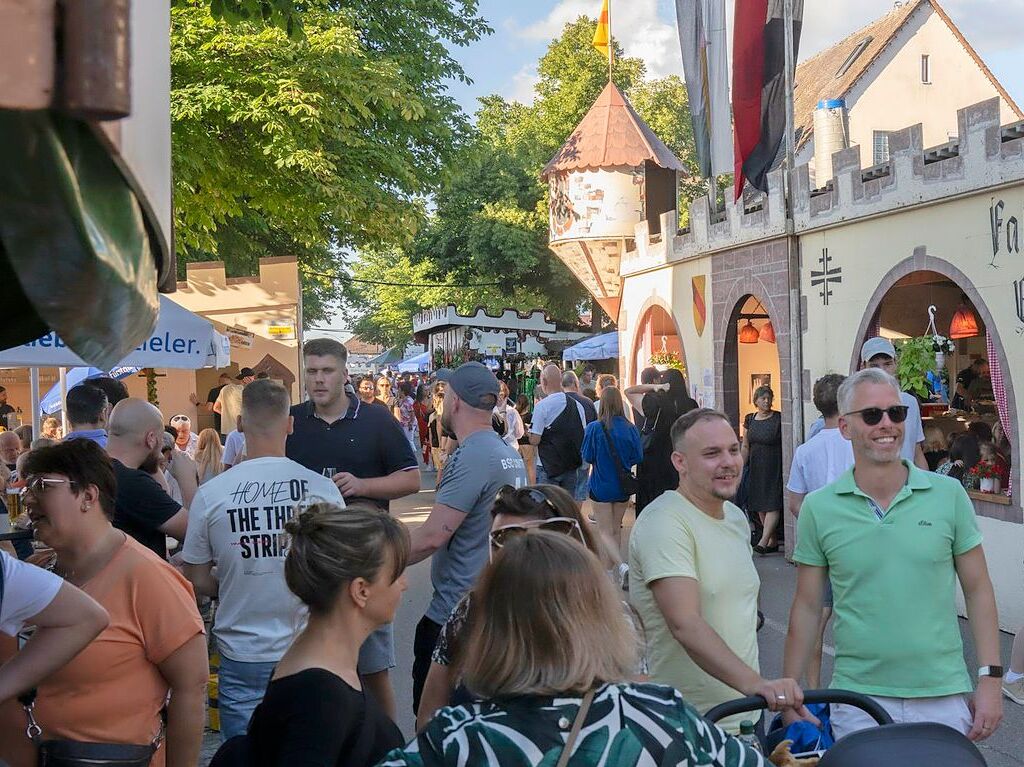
[593, 0, 610, 57]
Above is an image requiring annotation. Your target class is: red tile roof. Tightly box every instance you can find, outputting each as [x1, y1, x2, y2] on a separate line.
[542, 82, 685, 176]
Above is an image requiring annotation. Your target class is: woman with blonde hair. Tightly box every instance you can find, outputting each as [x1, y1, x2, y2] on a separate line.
[211, 503, 408, 767]
[384, 533, 761, 767]
[194, 428, 225, 484]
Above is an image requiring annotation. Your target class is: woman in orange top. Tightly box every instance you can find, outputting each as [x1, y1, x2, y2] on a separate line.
[0, 440, 207, 767]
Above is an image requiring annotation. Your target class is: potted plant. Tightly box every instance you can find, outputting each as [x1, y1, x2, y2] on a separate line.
[650, 350, 685, 374]
[930, 334, 955, 371]
[894, 337, 935, 401]
[970, 461, 1001, 495]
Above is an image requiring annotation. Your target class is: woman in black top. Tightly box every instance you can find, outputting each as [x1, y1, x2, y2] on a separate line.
[741, 386, 784, 554]
[211, 503, 409, 767]
[625, 368, 698, 514]
[515, 394, 536, 484]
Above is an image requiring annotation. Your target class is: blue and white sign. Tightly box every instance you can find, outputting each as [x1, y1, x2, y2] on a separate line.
[0, 296, 230, 370]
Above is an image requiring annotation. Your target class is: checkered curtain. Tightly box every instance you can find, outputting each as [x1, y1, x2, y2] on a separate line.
[986, 331, 1012, 495]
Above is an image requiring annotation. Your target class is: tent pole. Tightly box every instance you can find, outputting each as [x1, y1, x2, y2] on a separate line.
[59, 367, 69, 435]
[30, 368, 41, 437]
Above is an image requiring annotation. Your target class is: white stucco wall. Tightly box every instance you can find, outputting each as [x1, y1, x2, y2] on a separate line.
[843, 7, 1018, 167]
[618, 257, 715, 404]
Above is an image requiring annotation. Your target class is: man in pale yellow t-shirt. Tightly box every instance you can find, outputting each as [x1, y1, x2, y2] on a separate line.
[629, 408, 812, 733]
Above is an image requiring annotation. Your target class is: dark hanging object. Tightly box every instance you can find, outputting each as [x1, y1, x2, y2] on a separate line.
[59, 0, 131, 120]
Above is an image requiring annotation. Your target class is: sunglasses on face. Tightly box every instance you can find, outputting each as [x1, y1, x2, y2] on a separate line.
[844, 405, 909, 426]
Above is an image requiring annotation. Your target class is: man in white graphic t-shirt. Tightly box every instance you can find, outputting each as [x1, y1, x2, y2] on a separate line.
[182, 379, 343, 740]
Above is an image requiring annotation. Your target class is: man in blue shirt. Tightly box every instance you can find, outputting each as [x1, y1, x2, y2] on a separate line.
[62, 384, 110, 448]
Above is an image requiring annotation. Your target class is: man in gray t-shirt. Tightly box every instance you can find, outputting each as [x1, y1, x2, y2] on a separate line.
[407, 362, 527, 715]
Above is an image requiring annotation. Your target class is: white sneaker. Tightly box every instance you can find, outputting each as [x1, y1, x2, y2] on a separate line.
[1003, 677, 1024, 705]
[617, 562, 630, 591]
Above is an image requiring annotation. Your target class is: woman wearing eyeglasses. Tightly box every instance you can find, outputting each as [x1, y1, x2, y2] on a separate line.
[384, 533, 763, 767]
[415, 484, 639, 732]
[0, 439, 207, 767]
[741, 385, 784, 554]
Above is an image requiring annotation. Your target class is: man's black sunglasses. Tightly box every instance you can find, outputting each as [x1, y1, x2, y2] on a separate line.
[843, 405, 909, 426]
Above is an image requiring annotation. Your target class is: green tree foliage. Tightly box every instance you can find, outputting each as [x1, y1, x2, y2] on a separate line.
[344, 16, 699, 346]
[170, 0, 488, 324]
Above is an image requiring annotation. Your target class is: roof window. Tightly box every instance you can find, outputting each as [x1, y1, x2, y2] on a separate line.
[836, 36, 873, 77]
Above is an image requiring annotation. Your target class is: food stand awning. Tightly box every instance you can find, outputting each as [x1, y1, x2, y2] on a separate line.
[0, 295, 230, 370]
[562, 332, 619, 362]
[398, 352, 430, 373]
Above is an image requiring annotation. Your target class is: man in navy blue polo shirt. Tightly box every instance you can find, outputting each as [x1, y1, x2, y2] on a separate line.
[286, 337, 419, 721]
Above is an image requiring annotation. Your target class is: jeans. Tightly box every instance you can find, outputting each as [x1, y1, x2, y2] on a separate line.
[412, 616, 443, 716]
[536, 465, 578, 496]
[217, 654, 277, 741]
[574, 462, 590, 502]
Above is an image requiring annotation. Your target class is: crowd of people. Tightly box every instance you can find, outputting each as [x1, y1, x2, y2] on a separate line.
[0, 334, 1019, 767]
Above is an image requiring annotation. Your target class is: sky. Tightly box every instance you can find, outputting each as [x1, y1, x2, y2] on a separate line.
[448, 0, 1024, 115]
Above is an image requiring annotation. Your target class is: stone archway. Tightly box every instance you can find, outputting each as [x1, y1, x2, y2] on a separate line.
[851, 248, 1020, 519]
[714, 273, 792, 435]
[629, 297, 688, 385]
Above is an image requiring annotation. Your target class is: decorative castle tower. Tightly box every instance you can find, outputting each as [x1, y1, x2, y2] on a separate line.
[542, 82, 684, 320]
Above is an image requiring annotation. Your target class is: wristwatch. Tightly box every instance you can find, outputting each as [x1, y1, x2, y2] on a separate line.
[978, 665, 1004, 679]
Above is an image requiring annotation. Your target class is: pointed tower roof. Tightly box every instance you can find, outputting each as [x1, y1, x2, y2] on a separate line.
[542, 82, 685, 177]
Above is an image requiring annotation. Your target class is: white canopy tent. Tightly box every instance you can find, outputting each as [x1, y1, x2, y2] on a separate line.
[0, 295, 231, 434]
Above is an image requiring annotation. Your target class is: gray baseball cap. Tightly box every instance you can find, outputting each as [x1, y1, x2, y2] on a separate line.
[861, 336, 896, 363]
[435, 362, 499, 410]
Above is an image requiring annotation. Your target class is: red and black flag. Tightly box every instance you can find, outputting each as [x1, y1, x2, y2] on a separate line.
[732, 0, 803, 200]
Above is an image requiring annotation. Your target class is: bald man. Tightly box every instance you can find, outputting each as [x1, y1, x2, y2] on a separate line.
[106, 399, 192, 558]
[528, 364, 586, 494]
[0, 431, 22, 473]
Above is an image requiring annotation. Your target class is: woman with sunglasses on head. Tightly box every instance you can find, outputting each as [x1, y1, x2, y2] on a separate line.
[169, 414, 199, 459]
[0, 439, 207, 767]
[210, 503, 408, 767]
[385, 533, 762, 767]
[415, 483, 639, 732]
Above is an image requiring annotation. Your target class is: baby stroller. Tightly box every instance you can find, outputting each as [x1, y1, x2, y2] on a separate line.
[705, 689, 987, 766]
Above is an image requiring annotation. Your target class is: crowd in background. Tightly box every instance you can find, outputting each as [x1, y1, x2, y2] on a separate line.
[0, 336, 1020, 767]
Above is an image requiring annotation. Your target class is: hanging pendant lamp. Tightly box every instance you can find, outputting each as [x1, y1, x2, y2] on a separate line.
[949, 296, 979, 339]
[759, 320, 776, 344]
[739, 320, 760, 344]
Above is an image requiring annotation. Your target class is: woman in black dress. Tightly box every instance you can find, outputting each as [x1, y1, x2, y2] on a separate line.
[741, 385, 784, 554]
[211, 503, 408, 767]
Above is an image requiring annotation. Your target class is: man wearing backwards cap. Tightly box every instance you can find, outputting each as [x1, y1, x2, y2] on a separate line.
[407, 362, 527, 715]
[859, 337, 928, 470]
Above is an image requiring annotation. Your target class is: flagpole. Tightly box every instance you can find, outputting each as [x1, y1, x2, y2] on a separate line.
[783, 0, 805, 453]
[783, 0, 796, 214]
[607, 0, 613, 82]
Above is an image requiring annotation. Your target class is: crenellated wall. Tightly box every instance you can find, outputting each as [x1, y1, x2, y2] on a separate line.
[623, 97, 1024, 270]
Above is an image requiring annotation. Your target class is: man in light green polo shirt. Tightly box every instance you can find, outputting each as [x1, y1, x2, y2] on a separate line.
[629, 408, 812, 733]
[783, 367, 1003, 742]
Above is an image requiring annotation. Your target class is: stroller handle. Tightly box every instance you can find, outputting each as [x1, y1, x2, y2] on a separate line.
[705, 689, 893, 726]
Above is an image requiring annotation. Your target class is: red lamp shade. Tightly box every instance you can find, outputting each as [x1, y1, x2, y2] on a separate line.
[739, 320, 760, 344]
[759, 320, 776, 344]
[949, 306, 979, 339]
